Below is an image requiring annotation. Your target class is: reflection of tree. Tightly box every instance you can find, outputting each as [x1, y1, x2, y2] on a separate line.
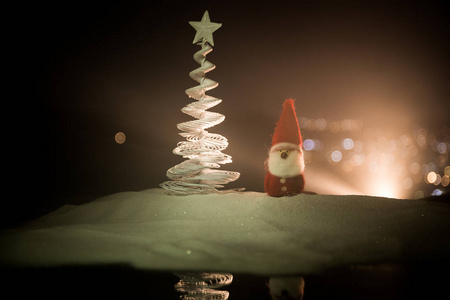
[174, 272, 233, 300]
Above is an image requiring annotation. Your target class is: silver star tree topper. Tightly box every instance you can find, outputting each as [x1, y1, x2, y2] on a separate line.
[189, 10, 222, 46]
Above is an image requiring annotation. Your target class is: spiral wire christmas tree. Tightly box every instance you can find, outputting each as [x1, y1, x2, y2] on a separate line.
[161, 12, 240, 195]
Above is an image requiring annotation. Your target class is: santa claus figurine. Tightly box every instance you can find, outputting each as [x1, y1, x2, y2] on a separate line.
[265, 99, 305, 197]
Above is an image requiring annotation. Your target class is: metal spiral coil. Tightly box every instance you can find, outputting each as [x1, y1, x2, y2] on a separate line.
[160, 41, 240, 195]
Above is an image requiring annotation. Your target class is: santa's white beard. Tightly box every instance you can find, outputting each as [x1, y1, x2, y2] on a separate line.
[267, 149, 305, 178]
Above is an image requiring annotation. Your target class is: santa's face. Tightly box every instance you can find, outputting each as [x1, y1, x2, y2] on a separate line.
[267, 142, 305, 178]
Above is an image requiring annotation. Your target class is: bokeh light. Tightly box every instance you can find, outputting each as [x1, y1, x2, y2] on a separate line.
[426, 172, 437, 184]
[331, 150, 343, 163]
[115, 132, 126, 144]
[342, 138, 354, 150]
[415, 191, 425, 199]
[303, 139, 315, 151]
[403, 178, 413, 190]
[442, 175, 449, 187]
[300, 117, 450, 198]
[410, 162, 420, 174]
[437, 142, 447, 154]
[315, 118, 327, 131]
[445, 166, 450, 177]
[432, 189, 444, 196]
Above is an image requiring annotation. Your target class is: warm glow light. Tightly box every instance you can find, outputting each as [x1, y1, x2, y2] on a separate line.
[342, 161, 353, 172]
[426, 171, 437, 184]
[371, 176, 401, 198]
[298, 113, 448, 198]
[115, 132, 126, 144]
[445, 166, 450, 177]
[399, 134, 411, 146]
[369, 161, 378, 173]
[441, 175, 449, 187]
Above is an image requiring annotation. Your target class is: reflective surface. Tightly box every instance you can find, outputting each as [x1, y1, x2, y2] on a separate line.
[3, 263, 449, 299]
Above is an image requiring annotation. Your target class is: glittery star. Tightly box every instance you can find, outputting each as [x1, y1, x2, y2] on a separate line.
[189, 11, 222, 46]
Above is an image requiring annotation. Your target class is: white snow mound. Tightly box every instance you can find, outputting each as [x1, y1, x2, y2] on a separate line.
[1, 189, 449, 275]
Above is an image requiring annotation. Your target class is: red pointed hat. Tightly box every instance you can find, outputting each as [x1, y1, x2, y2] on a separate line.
[271, 99, 303, 148]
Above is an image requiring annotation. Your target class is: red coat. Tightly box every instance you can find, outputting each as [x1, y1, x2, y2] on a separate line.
[264, 172, 305, 197]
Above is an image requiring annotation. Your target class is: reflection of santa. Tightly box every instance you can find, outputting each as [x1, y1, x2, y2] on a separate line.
[265, 99, 305, 197]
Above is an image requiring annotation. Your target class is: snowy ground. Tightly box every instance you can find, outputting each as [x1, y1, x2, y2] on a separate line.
[1, 189, 449, 275]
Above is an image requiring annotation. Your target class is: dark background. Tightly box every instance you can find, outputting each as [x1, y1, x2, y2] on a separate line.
[5, 0, 449, 225]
